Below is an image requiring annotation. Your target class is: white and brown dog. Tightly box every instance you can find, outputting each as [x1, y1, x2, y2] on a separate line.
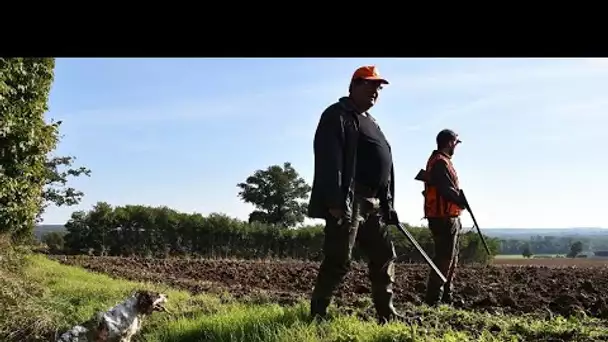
[57, 290, 169, 342]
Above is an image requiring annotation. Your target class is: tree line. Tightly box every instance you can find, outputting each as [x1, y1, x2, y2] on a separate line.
[500, 236, 607, 256]
[42, 201, 499, 265]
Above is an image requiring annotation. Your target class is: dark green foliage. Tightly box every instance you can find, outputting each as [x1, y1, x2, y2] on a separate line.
[0, 58, 58, 241]
[237, 162, 311, 227]
[521, 243, 533, 258]
[0, 58, 91, 242]
[41, 231, 65, 254]
[39, 155, 91, 222]
[567, 241, 584, 258]
[62, 202, 498, 264]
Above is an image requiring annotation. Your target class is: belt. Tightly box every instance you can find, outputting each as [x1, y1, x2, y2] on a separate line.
[354, 183, 379, 198]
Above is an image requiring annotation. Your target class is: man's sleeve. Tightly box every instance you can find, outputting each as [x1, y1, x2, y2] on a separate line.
[313, 108, 344, 210]
[429, 160, 465, 208]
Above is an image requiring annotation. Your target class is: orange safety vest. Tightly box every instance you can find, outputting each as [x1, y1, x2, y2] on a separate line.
[423, 152, 462, 218]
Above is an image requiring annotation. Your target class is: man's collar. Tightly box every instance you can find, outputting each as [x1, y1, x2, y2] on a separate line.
[433, 149, 452, 159]
[338, 96, 374, 119]
[338, 96, 359, 112]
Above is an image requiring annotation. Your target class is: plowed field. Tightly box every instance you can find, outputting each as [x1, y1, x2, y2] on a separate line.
[49, 255, 608, 318]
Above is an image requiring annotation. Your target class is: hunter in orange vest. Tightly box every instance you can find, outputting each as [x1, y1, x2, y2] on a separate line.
[420, 129, 467, 306]
[423, 146, 463, 219]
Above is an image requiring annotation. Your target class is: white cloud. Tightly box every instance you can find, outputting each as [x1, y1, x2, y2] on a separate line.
[48, 80, 344, 127]
[273, 59, 608, 146]
[385, 59, 608, 94]
[549, 98, 608, 120]
[414, 92, 533, 130]
[582, 58, 608, 68]
[377, 59, 608, 132]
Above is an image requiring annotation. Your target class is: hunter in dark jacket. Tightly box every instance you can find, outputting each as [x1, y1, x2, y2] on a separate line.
[308, 65, 416, 324]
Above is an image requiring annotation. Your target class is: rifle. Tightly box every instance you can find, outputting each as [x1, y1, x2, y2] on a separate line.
[391, 217, 447, 284]
[414, 169, 491, 256]
[459, 190, 491, 256]
[414, 169, 427, 182]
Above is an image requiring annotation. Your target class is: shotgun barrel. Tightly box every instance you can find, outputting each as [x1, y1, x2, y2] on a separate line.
[393, 221, 447, 284]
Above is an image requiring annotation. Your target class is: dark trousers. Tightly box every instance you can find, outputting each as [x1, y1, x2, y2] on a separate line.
[310, 194, 398, 319]
[425, 217, 461, 305]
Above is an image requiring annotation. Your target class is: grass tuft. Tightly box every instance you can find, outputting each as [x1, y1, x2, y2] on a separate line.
[0, 235, 59, 341]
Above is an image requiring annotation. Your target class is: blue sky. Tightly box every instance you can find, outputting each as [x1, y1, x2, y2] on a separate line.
[43, 58, 608, 229]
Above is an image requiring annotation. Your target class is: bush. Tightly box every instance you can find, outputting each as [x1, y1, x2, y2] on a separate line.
[41, 231, 65, 254]
[0, 58, 58, 242]
[62, 201, 499, 264]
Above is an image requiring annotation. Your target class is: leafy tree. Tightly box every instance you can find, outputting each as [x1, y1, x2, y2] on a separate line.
[39, 154, 91, 222]
[237, 162, 311, 228]
[567, 241, 583, 258]
[63, 210, 91, 254]
[522, 243, 533, 258]
[0, 58, 59, 241]
[86, 202, 115, 256]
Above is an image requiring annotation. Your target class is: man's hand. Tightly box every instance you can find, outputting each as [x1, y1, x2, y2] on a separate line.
[328, 208, 344, 219]
[457, 190, 468, 210]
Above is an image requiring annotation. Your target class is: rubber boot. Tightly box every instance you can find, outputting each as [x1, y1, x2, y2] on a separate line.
[310, 296, 330, 320]
[441, 288, 452, 305]
[440, 282, 465, 307]
[424, 283, 443, 307]
[373, 290, 423, 325]
[440, 277, 455, 303]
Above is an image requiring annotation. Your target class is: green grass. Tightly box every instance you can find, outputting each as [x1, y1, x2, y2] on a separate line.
[5, 254, 608, 341]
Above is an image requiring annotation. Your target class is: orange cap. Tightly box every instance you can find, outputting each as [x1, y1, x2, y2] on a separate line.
[351, 65, 389, 84]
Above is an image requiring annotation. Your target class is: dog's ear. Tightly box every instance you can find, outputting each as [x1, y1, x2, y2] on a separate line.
[133, 289, 153, 302]
[135, 290, 156, 314]
[135, 290, 169, 315]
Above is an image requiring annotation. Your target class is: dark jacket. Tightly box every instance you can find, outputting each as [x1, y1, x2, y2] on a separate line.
[307, 96, 395, 220]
